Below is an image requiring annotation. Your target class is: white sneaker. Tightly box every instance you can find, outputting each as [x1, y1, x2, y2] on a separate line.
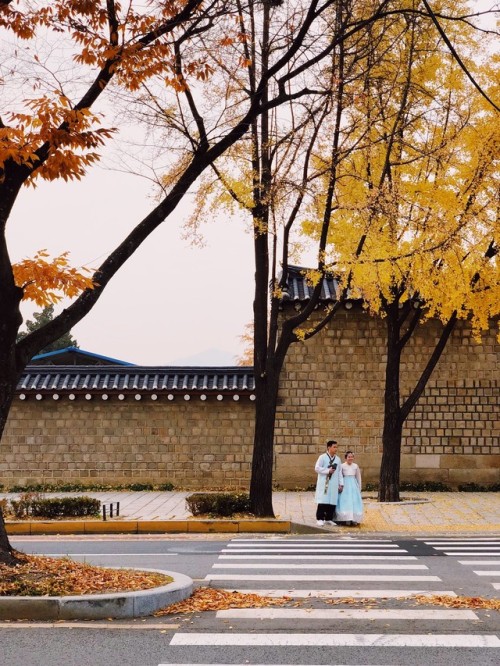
[316, 520, 325, 526]
[324, 520, 334, 524]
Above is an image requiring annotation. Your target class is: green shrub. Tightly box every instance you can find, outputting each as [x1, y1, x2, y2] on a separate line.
[186, 492, 251, 517]
[127, 482, 154, 491]
[8, 481, 174, 493]
[10, 493, 100, 519]
[157, 482, 174, 491]
[458, 482, 500, 492]
[399, 481, 451, 492]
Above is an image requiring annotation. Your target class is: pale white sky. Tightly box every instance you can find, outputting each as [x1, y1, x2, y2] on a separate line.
[6, 0, 497, 366]
[8, 165, 255, 366]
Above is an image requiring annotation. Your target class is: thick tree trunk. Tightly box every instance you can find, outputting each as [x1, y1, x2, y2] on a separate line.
[0, 264, 24, 563]
[249, 373, 280, 517]
[379, 407, 403, 502]
[0, 370, 20, 563]
[378, 303, 403, 502]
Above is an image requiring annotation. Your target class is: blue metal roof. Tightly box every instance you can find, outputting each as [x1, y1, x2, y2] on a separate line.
[30, 346, 135, 366]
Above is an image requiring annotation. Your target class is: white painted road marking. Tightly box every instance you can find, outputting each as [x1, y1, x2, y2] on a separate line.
[222, 549, 408, 554]
[458, 560, 500, 565]
[215, 608, 478, 620]
[219, 554, 417, 560]
[205, 574, 441, 581]
[169, 633, 500, 647]
[213, 563, 427, 570]
[222, 588, 457, 598]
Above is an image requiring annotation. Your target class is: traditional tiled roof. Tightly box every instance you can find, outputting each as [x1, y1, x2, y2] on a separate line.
[16, 365, 255, 401]
[282, 265, 341, 302]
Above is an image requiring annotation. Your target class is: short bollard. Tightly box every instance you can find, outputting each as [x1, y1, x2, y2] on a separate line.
[102, 502, 120, 521]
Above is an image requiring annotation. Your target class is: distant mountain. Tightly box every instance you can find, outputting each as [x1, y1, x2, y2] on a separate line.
[168, 348, 239, 366]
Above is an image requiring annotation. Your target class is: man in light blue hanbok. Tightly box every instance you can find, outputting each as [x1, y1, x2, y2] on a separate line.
[314, 440, 344, 526]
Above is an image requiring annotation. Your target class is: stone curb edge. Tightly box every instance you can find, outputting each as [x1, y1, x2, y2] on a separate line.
[6, 519, 292, 535]
[0, 569, 193, 621]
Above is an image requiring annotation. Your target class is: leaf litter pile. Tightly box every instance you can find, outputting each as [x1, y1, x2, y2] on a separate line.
[155, 587, 294, 616]
[0, 553, 171, 597]
[155, 588, 500, 616]
[414, 594, 500, 611]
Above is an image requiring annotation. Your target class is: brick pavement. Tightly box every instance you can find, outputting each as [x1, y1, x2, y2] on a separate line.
[3, 490, 498, 534]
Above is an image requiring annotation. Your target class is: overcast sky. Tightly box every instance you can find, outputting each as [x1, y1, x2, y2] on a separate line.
[8, 163, 255, 366]
[6, 0, 496, 367]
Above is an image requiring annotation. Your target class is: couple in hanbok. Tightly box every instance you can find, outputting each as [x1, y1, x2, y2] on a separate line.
[314, 439, 363, 527]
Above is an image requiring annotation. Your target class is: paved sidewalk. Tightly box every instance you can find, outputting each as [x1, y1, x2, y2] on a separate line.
[2, 490, 499, 534]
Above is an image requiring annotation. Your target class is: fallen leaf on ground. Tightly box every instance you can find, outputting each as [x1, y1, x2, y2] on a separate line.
[414, 594, 500, 610]
[154, 587, 292, 615]
[0, 552, 171, 597]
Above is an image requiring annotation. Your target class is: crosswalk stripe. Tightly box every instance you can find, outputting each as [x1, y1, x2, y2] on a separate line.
[169, 633, 500, 647]
[442, 552, 500, 556]
[213, 563, 427, 570]
[474, 570, 500, 576]
[226, 543, 401, 548]
[493, 583, 500, 589]
[459, 560, 500, 565]
[219, 553, 418, 561]
[433, 546, 500, 551]
[215, 609, 478, 620]
[223, 589, 457, 598]
[434, 546, 500, 556]
[222, 549, 408, 554]
[205, 574, 441, 581]
[424, 541, 500, 545]
[230, 539, 394, 542]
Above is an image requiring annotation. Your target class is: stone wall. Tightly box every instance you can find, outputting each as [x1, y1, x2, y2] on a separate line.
[2, 308, 498, 490]
[0, 400, 254, 489]
[273, 309, 499, 488]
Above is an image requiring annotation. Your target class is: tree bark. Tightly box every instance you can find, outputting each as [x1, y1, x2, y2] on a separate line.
[249, 372, 280, 517]
[378, 302, 403, 502]
[0, 241, 24, 562]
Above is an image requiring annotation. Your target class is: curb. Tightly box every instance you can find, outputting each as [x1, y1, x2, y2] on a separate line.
[6, 519, 292, 535]
[0, 569, 193, 621]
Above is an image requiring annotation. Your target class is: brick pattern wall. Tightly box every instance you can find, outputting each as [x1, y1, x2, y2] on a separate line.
[2, 309, 498, 489]
[1, 400, 255, 489]
[273, 309, 499, 487]
[405, 380, 499, 456]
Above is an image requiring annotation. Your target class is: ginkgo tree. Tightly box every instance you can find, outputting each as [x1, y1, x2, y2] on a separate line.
[0, 0, 412, 562]
[314, 2, 500, 501]
[166, 0, 499, 516]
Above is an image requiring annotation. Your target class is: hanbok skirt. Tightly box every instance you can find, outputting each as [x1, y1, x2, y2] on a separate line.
[335, 476, 363, 523]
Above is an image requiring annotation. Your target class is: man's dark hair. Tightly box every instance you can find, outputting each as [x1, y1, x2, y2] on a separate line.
[326, 440, 338, 447]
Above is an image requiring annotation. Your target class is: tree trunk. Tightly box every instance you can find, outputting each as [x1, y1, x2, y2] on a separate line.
[378, 303, 403, 502]
[0, 264, 24, 563]
[249, 373, 280, 517]
[0, 368, 20, 563]
[379, 407, 403, 502]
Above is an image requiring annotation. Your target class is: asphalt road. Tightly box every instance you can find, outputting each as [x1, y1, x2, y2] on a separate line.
[3, 534, 500, 666]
